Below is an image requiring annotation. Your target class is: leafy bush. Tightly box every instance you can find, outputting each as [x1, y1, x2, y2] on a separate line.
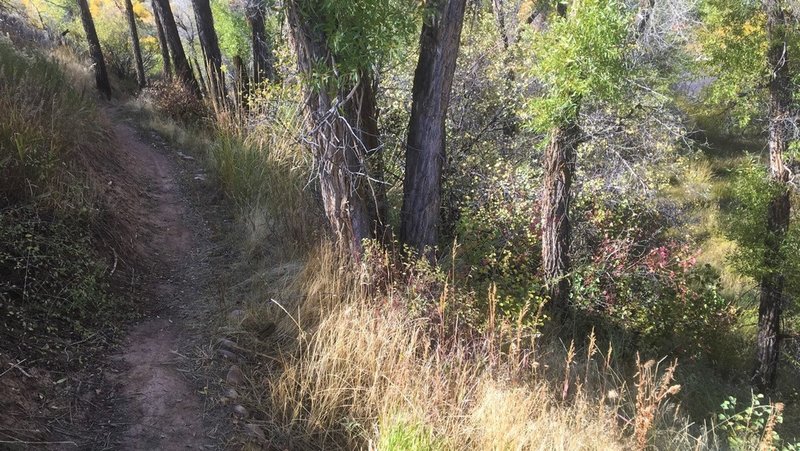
[717, 393, 797, 450]
[97, 16, 156, 82]
[456, 162, 544, 314]
[721, 159, 800, 293]
[571, 190, 731, 355]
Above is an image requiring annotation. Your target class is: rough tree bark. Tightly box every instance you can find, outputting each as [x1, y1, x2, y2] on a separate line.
[539, 3, 579, 314]
[76, 0, 112, 98]
[191, 0, 226, 105]
[399, 0, 468, 257]
[151, 0, 199, 95]
[152, 0, 173, 78]
[753, 0, 792, 391]
[541, 116, 580, 313]
[286, 0, 376, 255]
[124, 0, 147, 87]
[247, 0, 276, 86]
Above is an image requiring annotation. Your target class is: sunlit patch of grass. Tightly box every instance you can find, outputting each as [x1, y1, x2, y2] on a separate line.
[697, 236, 755, 301]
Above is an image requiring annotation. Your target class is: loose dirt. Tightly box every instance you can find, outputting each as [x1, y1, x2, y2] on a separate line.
[1, 112, 231, 449]
[95, 120, 221, 450]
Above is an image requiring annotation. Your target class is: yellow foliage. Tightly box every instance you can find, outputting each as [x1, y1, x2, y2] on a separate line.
[132, 0, 152, 22]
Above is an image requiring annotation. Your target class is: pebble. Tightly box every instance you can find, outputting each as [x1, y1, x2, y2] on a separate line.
[224, 388, 238, 399]
[217, 338, 238, 351]
[232, 404, 248, 418]
[217, 349, 237, 360]
[226, 365, 245, 386]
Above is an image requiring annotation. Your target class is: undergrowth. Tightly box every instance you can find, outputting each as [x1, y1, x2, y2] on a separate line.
[0, 38, 123, 368]
[121, 41, 800, 451]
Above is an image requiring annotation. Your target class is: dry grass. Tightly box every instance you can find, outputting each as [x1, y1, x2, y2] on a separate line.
[224, 242, 721, 450]
[0, 38, 109, 207]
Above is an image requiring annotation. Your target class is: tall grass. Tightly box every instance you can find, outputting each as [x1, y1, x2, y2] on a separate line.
[0, 38, 108, 207]
[225, 241, 735, 450]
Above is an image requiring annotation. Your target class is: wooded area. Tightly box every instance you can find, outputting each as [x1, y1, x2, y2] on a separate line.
[2, 0, 800, 447]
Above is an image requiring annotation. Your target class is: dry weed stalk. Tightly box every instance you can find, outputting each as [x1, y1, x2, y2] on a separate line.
[758, 401, 784, 451]
[633, 355, 681, 450]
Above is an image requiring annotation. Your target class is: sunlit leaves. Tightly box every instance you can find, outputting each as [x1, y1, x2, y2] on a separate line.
[519, 0, 630, 130]
[212, 0, 251, 61]
[695, 0, 768, 128]
[297, 0, 421, 86]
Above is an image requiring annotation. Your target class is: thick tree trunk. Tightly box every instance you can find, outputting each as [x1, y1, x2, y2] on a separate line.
[286, 0, 374, 255]
[152, 0, 173, 78]
[541, 120, 579, 313]
[399, 0, 467, 257]
[191, 0, 226, 105]
[151, 0, 199, 95]
[123, 0, 147, 87]
[753, 0, 792, 391]
[76, 0, 111, 98]
[247, 0, 276, 86]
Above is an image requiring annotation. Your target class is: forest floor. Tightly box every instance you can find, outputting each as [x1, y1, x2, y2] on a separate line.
[1, 110, 238, 449]
[91, 118, 221, 450]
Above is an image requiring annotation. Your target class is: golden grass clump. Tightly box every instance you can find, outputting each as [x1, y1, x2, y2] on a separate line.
[229, 243, 708, 450]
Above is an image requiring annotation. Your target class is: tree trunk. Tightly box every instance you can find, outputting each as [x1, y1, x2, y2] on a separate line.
[76, 0, 111, 98]
[123, 0, 147, 87]
[541, 120, 579, 313]
[192, 55, 208, 96]
[286, 0, 373, 255]
[191, 0, 226, 105]
[152, 0, 173, 78]
[399, 0, 467, 257]
[151, 0, 199, 95]
[233, 54, 250, 111]
[753, 0, 792, 391]
[247, 0, 276, 86]
[491, 0, 510, 50]
[350, 72, 388, 240]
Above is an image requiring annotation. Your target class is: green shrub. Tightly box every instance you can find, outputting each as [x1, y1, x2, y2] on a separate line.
[0, 206, 115, 361]
[721, 158, 800, 293]
[717, 393, 798, 450]
[377, 416, 439, 451]
[571, 190, 732, 355]
[455, 162, 544, 314]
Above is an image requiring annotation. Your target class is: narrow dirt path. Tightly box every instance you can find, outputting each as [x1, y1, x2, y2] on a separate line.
[96, 121, 219, 450]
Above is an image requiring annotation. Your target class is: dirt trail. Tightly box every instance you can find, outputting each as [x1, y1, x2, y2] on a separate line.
[99, 121, 217, 450]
